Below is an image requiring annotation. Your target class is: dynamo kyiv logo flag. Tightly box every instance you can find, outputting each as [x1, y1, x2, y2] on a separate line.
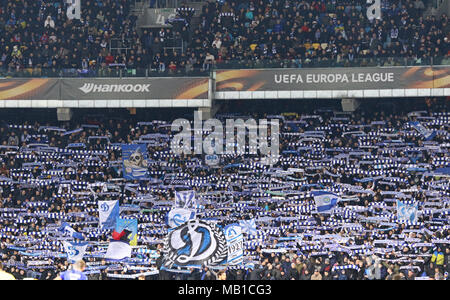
[98, 200, 120, 229]
[397, 200, 418, 223]
[312, 191, 340, 213]
[163, 220, 228, 268]
[167, 207, 196, 228]
[224, 224, 243, 265]
[122, 144, 149, 180]
[63, 241, 88, 264]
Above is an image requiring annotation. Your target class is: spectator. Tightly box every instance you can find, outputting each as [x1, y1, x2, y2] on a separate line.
[0, 262, 15, 280]
[44, 15, 54, 29]
[203, 52, 215, 71]
[212, 36, 222, 50]
[310, 268, 322, 280]
[0, 0, 448, 77]
[431, 247, 445, 267]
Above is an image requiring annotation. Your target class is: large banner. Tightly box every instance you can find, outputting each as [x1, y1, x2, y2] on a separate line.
[163, 220, 228, 268]
[216, 66, 450, 91]
[61, 78, 209, 100]
[0, 66, 448, 101]
[224, 224, 243, 265]
[122, 144, 149, 180]
[0, 78, 60, 100]
[0, 77, 209, 100]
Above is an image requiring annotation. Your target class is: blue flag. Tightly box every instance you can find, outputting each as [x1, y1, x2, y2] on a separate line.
[115, 218, 138, 246]
[409, 121, 436, 141]
[59, 222, 85, 241]
[312, 191, 340, 213]
[122, 144, 149, 180]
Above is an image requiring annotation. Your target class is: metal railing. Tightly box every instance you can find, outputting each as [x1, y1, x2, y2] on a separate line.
[0, 56, 448, 78]
[132, 0, 147, 15]
[0, 66, 209, 78]
[109, 38, 134, 56]
[136, 0, 203, 9]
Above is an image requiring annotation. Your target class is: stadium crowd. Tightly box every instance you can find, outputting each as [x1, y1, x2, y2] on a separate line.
[0, 98, 448, 280]
[0, 0, 449, 77]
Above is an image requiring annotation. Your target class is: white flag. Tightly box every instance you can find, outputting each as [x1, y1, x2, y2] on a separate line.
[104, 241, 132, 260]
[98, 200, 120, 229]
[224, 224, 243, 265]
[63, 241, 88, 264]
[167, 207, 196, 228]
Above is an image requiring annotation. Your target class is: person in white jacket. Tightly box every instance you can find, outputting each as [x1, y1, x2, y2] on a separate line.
[44, 16, 55, 29]
[0, 262, 15, 280]
[212, 37, 222, 50]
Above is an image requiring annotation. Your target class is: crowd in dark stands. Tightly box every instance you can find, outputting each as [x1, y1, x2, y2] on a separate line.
[0, 0, 137, 77]
[193, 0, 450, 69]
[0, 0, 449, 77]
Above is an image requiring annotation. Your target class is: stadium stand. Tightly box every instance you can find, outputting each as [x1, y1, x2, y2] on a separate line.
[0, 97, 448, 280]
[0, 0, 449, 77]
[0, 0, 448, 282]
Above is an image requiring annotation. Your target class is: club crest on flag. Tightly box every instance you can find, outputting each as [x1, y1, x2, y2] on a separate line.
[224, 224, 243, 265]
[163, 219, 227, 268]
[101, 203, 109, 212]
[167, 207, 196, 228]
[98, 200, 120, 230]
[63, 241, 88, 264]
[175, 190, 196, 209]
[322, 196, 332, 204]
[312, 191, 340, 213]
